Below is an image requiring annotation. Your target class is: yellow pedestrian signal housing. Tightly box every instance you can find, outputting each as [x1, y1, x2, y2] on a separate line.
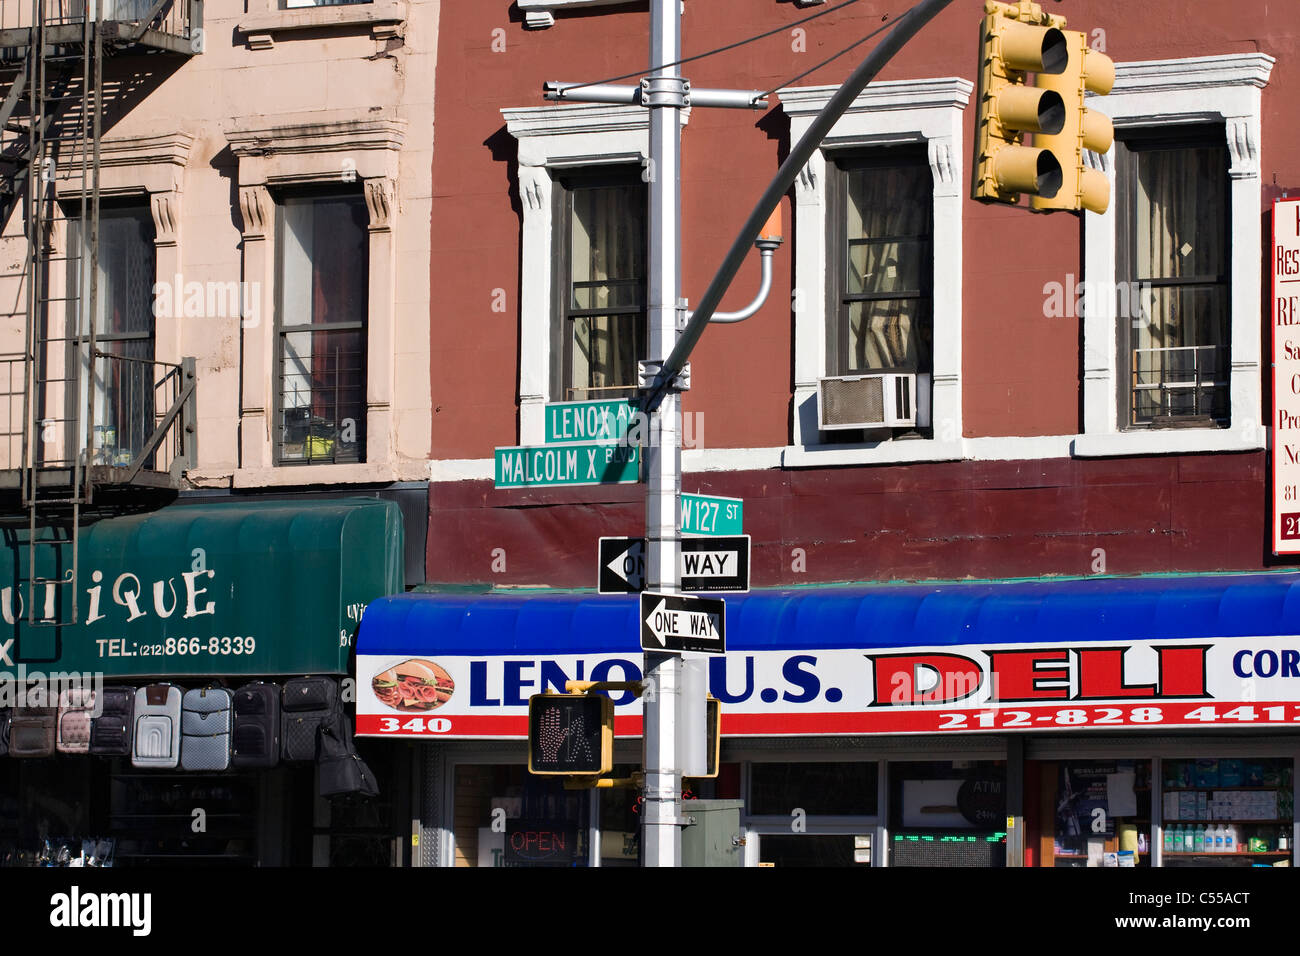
[528, 692, 613, 776]
[1029, 31, 1115, 214]
[972, 0, 1069, 206]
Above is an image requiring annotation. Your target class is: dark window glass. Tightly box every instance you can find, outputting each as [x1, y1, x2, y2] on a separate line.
[834, 155, 932, 375]
[275, 193, 368, 465]
[749, 761, 878, 816]
[1118, 131, 1229, 426]
[560, 178, 645, 401]
[67, 203, 156, 468]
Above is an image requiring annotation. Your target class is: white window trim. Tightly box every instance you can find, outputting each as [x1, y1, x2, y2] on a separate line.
[781, 77, 971, 468]
[226, 109, 406, 485]
[503, 102, 688, 445]
[1076, 53, 1274, 459]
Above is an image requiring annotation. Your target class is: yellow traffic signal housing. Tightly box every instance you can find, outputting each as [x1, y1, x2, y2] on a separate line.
[971, 0, 1069, 206]
[686, 697, 722, 780]
[1030, 32, 1115, 214]
[528, 692, 613, 776]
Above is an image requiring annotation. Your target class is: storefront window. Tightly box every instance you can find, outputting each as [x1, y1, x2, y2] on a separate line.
[1051, 760, 1152, 867]
[749, 761, 878, 816]
[888, 761, 1007, 867]
[1160, 758, 1293, 867]
[453, 765, 591, 867]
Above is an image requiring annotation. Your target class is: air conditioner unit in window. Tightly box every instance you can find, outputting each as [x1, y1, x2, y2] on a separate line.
[817, 373, 930, 430]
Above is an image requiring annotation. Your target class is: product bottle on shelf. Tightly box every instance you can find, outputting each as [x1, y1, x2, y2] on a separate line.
[1184, 826, 1195, 853]
[1193, 825, 1204, 853]
[1224, 823, 1237, 853]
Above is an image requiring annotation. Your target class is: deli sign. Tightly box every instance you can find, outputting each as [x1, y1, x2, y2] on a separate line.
[357, 636, 1300, 738]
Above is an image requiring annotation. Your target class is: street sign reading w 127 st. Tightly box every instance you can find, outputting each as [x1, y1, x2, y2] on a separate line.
[640, 592, 725, 655]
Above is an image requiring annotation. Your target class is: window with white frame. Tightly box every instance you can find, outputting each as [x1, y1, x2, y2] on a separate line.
[504, 102, 677, 445]
[781, 78, 970, 466]
[1077, 53, 1273, 457]
[554, 170, 646, 402]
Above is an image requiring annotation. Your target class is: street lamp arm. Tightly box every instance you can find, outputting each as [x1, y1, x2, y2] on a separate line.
[700, 239, 780, 324]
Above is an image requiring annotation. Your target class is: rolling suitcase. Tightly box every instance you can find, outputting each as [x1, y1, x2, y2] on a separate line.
[180, 687, 233, 771]
[89, 686, 135, 756]
[56, 687, 96, 754]
[281, 677, 338, 762]
[232, 681, 280, 768]
[9, 706, 56, 758]
[132, 684, 183, 769]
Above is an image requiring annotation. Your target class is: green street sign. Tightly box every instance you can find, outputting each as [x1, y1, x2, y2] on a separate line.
[545, 399, 639, 444]
[496, 442, 641, 488]
[681, 493, 743, 537]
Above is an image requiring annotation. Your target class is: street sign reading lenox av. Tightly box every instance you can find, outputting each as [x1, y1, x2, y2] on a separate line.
[495, 399, 642, 489]
[545, 399, 638, 444]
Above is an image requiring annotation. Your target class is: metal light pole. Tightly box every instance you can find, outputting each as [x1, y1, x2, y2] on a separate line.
[640, 0, 685, 869]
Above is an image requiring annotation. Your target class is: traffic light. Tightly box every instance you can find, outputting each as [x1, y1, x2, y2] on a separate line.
[528, 692, 613, 776]
[971, 0, 1069, 207]
[1029, 31, 1115, 214]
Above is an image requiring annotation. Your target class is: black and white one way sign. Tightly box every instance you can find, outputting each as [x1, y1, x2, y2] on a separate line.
[640, 592, 726, 655]
[599, 536, 750, 594]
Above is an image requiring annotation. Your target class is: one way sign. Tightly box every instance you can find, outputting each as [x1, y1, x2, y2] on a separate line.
[640, 592, 726, 655]
[598, 536, 750, 594]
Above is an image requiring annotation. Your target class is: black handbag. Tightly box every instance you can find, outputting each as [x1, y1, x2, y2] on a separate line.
[317, 713, 379, 798]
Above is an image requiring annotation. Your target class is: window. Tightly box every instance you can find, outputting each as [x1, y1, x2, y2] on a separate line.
[781, 77, 970, 464]
[829, 150, 933, 378]
[1076, 53, 1273, 457]
[274, 192, 369, 465]
[503, 101, 660, 444]
[67, 202, 156, 468]
[555, 173, 646, 402]
[1117, 129, 1229, 428]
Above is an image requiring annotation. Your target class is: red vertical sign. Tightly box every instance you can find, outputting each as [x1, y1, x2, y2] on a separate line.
[1273, 197, 1300, 554]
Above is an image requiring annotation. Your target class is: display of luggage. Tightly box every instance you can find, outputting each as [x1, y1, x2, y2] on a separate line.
[281, 677, 338, 762]
[318, 713, 379, 798]
[9, 706, 56, 758]
[131, 684, 183, 769]
[89, 686, 135, 756]
[180, 686, 233, 772]
[232, 681, 281, 768]
[55, 688, 96, 754]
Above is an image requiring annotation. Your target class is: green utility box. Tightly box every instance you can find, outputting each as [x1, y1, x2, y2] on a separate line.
[681, 799, 745, 867]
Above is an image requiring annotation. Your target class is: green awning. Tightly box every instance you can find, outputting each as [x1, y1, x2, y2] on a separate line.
[0, 498, 403, 679]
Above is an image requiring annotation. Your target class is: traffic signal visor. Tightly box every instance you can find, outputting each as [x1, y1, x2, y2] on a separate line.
[972, 6, 1070, 205]
[1031, 35, 1116, 214]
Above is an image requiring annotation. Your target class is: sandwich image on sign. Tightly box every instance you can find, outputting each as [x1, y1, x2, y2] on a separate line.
[372, 658, 455, 712]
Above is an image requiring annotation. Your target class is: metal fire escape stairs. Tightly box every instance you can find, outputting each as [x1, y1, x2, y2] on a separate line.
[0, 1, 200, 634]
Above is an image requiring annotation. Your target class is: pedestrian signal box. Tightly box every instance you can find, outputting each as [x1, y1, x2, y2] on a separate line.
[528, 693, 613, 776]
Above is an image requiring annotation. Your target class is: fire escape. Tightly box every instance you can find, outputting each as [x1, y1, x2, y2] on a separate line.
[0, 0, 201, 634]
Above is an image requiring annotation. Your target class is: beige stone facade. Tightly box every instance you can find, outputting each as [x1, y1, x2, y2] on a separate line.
[0, 0, 437, 488]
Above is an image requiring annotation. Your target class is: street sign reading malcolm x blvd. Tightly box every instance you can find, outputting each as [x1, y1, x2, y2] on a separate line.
[495, 442, 640, 489]
[640, 592, 726, 655]
[599, 535, 750, 593]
